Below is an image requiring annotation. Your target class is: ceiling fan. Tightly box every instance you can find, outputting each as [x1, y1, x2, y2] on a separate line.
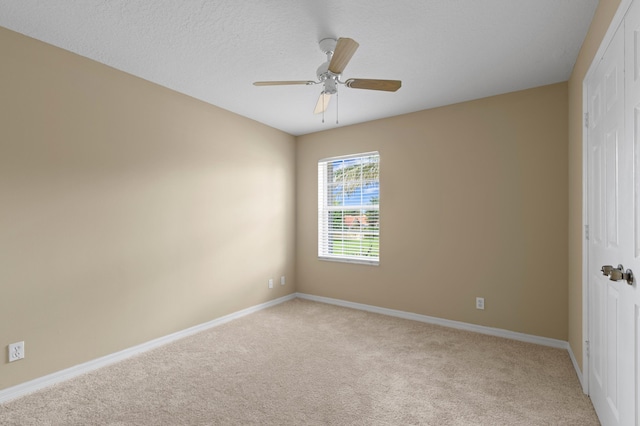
[253, 38, 401, 115]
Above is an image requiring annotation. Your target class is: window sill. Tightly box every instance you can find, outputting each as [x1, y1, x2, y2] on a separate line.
[318, 256, 379, 266]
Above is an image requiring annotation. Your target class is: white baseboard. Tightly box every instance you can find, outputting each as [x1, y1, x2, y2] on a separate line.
[296, 293, 570, 350]
[1, 292, 580, 404]
[0, 293, 296, 404]
[567, 343, 585, 392]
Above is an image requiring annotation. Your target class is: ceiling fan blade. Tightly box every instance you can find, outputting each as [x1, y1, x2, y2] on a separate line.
[314, 92, 332, 114]
[253, 80, 316, 86]
[345, 78, 402, 92]
[328, 38, 359, 74]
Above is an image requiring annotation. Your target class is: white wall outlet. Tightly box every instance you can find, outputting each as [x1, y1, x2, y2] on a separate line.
[268, 278, 273, 289]
[476, 297, 485, 310]
[8, 341, 25, 362]
[280, 276, 285, 286]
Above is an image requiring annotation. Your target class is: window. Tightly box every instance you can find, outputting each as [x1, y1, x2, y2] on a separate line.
[318, 152, 380, 265]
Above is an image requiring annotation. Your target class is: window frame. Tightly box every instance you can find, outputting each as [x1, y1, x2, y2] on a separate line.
[317, 151, 380, 265]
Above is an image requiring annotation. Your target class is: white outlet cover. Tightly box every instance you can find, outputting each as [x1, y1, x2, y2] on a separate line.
[476, 298, 485, 310]
[8, 341, 25, 362]
[280, 276, 285, 286]
[268, 279, 273, 289]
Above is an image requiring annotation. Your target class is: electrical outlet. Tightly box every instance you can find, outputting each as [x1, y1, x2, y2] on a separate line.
[280, 276, 285, 286]
[268, 279, 273, 289]
[8, 341, 25, 362]
[476, 297, 485, 310]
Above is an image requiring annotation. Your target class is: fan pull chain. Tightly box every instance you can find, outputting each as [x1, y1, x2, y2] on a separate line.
[322, 103, 325, 123]
[336, 90, 339, 124]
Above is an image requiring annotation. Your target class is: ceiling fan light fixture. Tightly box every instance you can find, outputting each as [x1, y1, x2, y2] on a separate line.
[323, 78, 337, 94]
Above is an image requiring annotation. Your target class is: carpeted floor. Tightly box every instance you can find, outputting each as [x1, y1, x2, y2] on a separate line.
[0, 299, 599, 425]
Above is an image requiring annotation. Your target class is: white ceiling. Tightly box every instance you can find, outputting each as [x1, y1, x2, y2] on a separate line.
[0, 0, 598, 136]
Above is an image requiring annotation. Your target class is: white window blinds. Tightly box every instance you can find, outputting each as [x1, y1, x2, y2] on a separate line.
[318, 152, 379, 265]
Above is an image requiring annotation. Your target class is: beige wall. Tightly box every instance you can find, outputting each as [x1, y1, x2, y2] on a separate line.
[296, 83, 569, 340]
[0, 27, 296, 390]
[567, 0, 621, 373]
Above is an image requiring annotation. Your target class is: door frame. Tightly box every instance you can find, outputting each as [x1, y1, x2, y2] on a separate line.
[582, 0, 633, 396]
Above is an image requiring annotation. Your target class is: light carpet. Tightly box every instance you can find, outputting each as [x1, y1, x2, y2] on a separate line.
[0, 299, 599, 425]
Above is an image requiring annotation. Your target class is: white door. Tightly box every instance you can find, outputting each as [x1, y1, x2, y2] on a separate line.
[588, 21, 626, 425]
[587, 2, 640, 424]
[624, 1, 640, 423]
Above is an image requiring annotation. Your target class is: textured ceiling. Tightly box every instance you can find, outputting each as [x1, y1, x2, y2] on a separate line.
[0, 0, 598, 136]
